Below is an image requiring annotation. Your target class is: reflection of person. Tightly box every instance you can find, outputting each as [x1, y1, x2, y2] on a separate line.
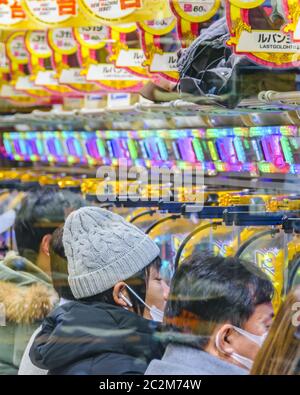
[0, 210, 15, 258]
[249, 0, 286, 30]
[146, 253, 274, 375]
[251, 286, 300, 375]
[0, 187, 86, 375]
[30, 207, 168, 375]
[19, 226, 75, 375]
[14, 187, 86, 276]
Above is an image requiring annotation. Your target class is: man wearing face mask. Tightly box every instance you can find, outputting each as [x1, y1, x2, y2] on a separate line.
[146, 252, 274, 375]
[29, 207, 169, 375]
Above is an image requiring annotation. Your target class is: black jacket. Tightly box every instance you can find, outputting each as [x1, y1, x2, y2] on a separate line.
[29, 301, 164, 375]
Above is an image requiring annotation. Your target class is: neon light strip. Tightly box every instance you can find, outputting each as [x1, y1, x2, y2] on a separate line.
[2, 128, 300, 175]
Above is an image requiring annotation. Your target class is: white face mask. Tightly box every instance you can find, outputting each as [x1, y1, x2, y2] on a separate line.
[230, 352, 254, 370]
[147, 305, 164, 322]
[232, 326, 268, 348]
[215, 326, 268, 371]
[122, 284, 164, 322]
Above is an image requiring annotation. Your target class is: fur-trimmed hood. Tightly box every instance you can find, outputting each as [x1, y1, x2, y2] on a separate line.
[0, 281, 54, 324]
[0, 251, 56, 324]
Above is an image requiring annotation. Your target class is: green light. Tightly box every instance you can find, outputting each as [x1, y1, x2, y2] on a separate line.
[232, 128, 245, 137]
[208, 141, 219, 161]
[36, 140, 44, 155]
[215, 162, 225, 171]
[244, 140, 250, 149]
[96, 139, 106, 157]
[280, 126, 297, 136]
[259, 162, 271, 173]
[234, 137, 246, 162]
[67, 157, 75, 164]
[177, 161, 185, 169]
[281, 137, 294, 164]
[291, 138, 299, 149]
[192, 138, 204, 161]
[127, 139, 138, 160]
[206, 129, 225, 138]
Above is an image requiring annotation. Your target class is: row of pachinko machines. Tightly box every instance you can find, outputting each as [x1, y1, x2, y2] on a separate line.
[2, 126, 300, 175]
[0, 169, 300, 314]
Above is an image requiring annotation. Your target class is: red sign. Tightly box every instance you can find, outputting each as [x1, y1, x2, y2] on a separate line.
[57, 0, 76, 16]
[11, 0, 25, 19]
[120, 0, 141, 11]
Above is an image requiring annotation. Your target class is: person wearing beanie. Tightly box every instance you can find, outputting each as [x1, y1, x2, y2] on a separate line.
[29, 207, 169, 375]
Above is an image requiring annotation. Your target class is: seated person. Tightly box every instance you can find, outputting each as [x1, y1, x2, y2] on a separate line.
[19, 226, 75, 375]
[29, 207, 169, 375]
[146, 252, 274, 375]
[0, 187, 85, 375]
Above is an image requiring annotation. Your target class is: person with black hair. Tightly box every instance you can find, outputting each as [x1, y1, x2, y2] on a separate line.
[14, 187, 86, 275]
[19, 226, 76, 375]
[0, 187, 86, 375]
[146, 252, 274, 375]
[29, 207, 169, 375]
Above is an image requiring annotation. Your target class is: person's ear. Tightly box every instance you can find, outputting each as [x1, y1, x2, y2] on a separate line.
[113, 282, 131, 308]
[216, 324, 236, 355]
[40, 234, 52, 257]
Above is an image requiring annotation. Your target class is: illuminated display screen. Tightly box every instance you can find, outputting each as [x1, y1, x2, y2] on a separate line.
[2, 126, 300, 174]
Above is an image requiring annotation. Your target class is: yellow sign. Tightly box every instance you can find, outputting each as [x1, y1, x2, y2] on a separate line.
[23, 0, 77, 25]
[138, 14, 180, 82]
[48, 27, 77, 55]
[110, 24, 151, 78]
[26, 30, 52, 59]
[0, 0, 172, 29]
[6, 31, 28, 65]
[78, 0, 171, 25]
[170, 0, 221, 47]
[0, 0, 27, 29]
[74, 26, 109, 50]
[171, 0, 221, 23]
[227, 0, 264, 8]
[0, 42, 10, 73]
[138, 16, 176, 36]
[6, 31, 29, 84]
[283, 0, 300, 42]
[226, 0, 300, 68]
[74, 26, 108, 69]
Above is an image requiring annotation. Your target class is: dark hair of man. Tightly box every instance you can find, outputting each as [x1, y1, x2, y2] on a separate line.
[49, 226, 75, 301]
[164, 252, 274, 348]
[14, 186, 86, 262]
[80, 256, 162, 316]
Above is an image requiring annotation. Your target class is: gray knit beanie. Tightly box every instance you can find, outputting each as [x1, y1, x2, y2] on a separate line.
[63, 206, 160, 299]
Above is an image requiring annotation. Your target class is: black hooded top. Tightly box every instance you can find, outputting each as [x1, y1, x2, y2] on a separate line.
[29, 301, 164, 375]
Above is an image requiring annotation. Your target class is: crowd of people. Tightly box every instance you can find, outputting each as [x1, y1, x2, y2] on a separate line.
[0, 187, 299, 375]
